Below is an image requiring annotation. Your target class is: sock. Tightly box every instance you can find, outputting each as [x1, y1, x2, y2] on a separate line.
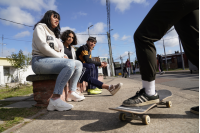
[109, 85, 111, 90]
[142, 80, 155, 96]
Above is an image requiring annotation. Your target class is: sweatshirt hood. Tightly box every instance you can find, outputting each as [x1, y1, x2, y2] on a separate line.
[37, 23, 55, 36]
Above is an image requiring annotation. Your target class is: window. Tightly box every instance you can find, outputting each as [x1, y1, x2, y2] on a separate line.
[3, 67, 10, 76]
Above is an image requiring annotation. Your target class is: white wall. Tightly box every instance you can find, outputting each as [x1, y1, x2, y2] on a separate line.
[0, 66, 3, 85]
[0, 65, 34, 85]
[19, 65, 34, 84]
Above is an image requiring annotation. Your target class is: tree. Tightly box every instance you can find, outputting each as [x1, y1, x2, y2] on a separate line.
[7, 50, 31, 83]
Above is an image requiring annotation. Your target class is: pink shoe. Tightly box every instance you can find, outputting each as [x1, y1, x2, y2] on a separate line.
[67, 92, 85, 102]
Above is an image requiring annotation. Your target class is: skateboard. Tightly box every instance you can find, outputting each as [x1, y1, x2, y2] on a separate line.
[109, 90, 172, 125]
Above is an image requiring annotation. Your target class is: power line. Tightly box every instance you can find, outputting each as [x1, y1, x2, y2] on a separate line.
[0, 18, 33, 27]
[4, 37, 32, 42]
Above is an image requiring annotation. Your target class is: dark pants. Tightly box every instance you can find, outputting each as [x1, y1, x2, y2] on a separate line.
[134, 0, 199, 81]
[159, 62, 163, 72]
[79, 63, 103, 90]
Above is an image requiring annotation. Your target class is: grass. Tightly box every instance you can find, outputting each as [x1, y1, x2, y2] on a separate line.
[0, 85, 33, 100]
[0, 84, 45, 132]
[0, 107, 43, 132]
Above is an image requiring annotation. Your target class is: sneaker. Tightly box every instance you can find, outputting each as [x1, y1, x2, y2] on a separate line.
[47, 98, 73, 111]
[160, 71, 165, 75]
[190, 106, 199, 114]
[122, 88, 159, 107]
[67, 92, 85, 102]
[94, 88, 102, 93]
[108, 83, 123, 96]
[76, 89, 84, 97]
[87, 89, 101, 95]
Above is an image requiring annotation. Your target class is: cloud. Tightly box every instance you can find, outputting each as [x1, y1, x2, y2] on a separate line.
[0, 0, 57, 12]
[0, 0, 57, 28]
[72, 11, 88, 19]
[14, 31, 30, 38]
[78, 11, 87, 16]
[101, 0, 149, 12]
[113, 33, 119, 40]
[0, 6, 35, 28]
[76, 22, 107, 45]
[115, 51, 134, 60]
[167, 50, 173, 54]
[61, 27, 76, 32]
[2, 48, 16, 57]
[121, 35, 131, 41]
[156, 28, 179, 48]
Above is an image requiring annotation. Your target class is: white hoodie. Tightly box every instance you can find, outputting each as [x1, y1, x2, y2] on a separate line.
[32, 23, 65, 58]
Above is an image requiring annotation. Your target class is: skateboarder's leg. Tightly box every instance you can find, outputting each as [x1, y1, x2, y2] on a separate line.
[123, 0, 198, 106]
[174, 8, 199, 68]
[174, 8, 199, 114]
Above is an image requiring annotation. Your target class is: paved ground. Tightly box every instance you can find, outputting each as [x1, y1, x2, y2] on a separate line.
[2, 72, 198, 133]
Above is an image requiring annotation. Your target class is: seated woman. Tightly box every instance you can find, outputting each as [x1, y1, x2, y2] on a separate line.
[31, 10, 84, 111]
[61, 30, 123, 96]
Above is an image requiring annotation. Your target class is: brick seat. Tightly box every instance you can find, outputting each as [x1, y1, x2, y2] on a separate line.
[26, 73, 104, 107]
[26, 74, 61, 107]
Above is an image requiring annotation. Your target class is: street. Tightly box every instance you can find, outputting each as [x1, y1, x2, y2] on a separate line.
[3, 73, 199, 133]
[129, 73, 199, 97]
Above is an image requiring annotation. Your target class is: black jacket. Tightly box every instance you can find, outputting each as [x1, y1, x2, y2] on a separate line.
[76, 44, 101, 66]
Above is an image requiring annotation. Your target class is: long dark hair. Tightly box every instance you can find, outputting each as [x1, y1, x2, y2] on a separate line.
[33, 10, 61, 38]
[61, 30, 78, 45]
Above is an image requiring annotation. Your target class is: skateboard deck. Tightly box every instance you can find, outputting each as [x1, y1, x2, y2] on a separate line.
[109, 90, 172, 125]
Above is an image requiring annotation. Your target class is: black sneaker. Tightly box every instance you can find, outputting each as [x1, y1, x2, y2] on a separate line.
[122, 88, 159, 107]
[190, 106, 199, 115]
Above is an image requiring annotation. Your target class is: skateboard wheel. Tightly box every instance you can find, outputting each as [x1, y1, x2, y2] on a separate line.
[119, 113, 126, 121]
[142, 115, 150, 125]
[166, 101, 172, 108]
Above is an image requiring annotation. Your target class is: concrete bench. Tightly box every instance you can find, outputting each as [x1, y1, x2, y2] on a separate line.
[26, 73, 104, 107]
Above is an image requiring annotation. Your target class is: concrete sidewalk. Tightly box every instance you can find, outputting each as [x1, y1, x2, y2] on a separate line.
[2, 76, 199, 133]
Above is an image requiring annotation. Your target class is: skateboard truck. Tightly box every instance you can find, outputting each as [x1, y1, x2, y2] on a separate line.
[118, 100, 172, 125]
[119, 113, 151, 125]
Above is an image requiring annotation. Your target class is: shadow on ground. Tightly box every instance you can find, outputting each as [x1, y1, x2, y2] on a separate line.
[33, 109, 199, 132]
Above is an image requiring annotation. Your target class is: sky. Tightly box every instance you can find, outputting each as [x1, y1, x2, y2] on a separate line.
[0, 0, 183, 63]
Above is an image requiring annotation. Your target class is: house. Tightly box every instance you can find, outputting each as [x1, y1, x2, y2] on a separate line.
[161, 51, 188, 69]
[0, 57, 34, 85]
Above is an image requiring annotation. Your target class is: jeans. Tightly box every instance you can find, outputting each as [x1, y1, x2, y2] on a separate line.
[32, 56, 83, 94]
[134, 0, 199, 81]
[126, 67, 131, 76]
[84, 63, 98, 90]
[79, 63, 103, 89]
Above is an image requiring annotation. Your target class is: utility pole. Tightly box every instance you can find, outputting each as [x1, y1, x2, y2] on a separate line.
[179, 36, 185, 70]
[120, 56, 123, 77]
[107, 32, 114, 76]
[106, 0, 114, 76]
[0, 35, 6, 57]
[88, 25, 93, 37]
[163, 39, 168, 71]
[128, 51, 132, 73]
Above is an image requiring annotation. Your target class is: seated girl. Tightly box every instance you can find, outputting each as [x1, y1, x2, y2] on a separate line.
[31, 10, 84, 111]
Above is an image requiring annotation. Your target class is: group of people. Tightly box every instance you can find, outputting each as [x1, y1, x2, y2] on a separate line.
[32, 10, 122, 111]
[32, 0, 198, 114]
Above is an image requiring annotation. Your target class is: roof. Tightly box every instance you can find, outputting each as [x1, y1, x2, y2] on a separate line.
[0, 57, 12, 66]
